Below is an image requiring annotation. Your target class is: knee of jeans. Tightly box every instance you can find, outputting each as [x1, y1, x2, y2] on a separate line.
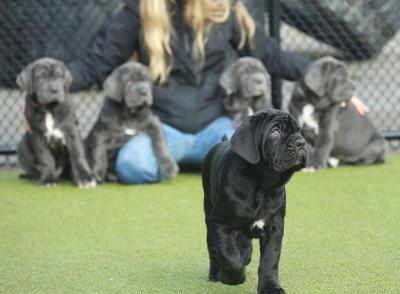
[115, 136, 161, 184]
[213, 117, 235, 139]
[115, 153, 161, 184]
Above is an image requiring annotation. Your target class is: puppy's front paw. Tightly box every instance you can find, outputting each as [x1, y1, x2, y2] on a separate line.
[208, 271, 219, 282]
[302, 166, 317, 173]
[77, 179, 97, 189]
[217, 270, 245, 285]
[259, 289, 286, 294]
[41, 181, 58, 188]
[93, 169, 107, 184]
[302, 163, 326, 173]
[39, 175, 58, 187]
[328, 157, 340, 168]
[160, 158, 179, 180]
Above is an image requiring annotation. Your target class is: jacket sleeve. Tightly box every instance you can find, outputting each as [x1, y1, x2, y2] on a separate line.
[231, 13, 312, 81]
[68, 0, 140, 92]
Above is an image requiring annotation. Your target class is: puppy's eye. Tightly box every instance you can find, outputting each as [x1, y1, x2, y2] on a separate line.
[270, 128, 280, 137]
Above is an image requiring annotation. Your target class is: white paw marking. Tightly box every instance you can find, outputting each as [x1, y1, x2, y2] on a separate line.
[302, 167, 316, 173]
[78, 180, 97, 189]
[298, 104, 319, 134]
[328, 157, 340, 168]
[45, 112, 66, 145]
[124, 128, 137, 136]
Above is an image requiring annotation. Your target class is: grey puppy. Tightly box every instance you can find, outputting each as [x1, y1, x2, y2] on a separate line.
[289, 56, 386, 171]
[220, 57, 271, 127]
[17, 58, 96, 188]
[85, 62, 179, 183]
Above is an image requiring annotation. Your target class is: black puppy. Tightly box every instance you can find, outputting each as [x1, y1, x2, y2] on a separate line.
[17, 58, 95, 188]
[220, 57, 271, 127]
[202, 109, 308, 294]
[85, 62, 178, 183]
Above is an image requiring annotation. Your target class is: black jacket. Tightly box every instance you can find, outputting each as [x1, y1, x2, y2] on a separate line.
[69, 0, 311, 133]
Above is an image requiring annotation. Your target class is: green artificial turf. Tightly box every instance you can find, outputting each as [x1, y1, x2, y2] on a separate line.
[1, 155, 399, 294]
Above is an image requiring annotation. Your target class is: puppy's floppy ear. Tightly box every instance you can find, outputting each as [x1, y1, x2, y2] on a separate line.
[303, 59, 327, 97]
[64, 67, 73, 90]
[16, 62, 34, 94]
[137, 63, 151, 81]
[220, 61, 239, 95]
[230, 116, 260, 164]
[252, 58, 268, 75]
[103, 67, 122, 102]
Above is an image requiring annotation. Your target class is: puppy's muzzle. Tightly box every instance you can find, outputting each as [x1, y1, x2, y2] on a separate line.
[289, 137, 309, 169]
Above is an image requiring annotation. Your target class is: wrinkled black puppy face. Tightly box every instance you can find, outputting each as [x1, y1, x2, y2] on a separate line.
[103, 62, 152, 113]
[16, 57, 72, 106]
[303, 56, 355, 109]
[231, 109, 309, 172]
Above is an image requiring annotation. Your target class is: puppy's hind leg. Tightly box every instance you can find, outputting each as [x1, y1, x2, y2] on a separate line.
[357, 136, 387, 165]
[342, 136, 387, 165]
[17, 134, 40, 180]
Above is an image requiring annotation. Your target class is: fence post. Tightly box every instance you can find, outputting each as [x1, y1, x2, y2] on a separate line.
[268, 0, 283, 109]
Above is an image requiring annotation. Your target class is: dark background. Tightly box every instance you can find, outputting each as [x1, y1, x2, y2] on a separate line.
[0, 0, 399, 166]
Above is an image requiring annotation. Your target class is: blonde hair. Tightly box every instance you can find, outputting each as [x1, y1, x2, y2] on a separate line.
[140, 0, 255, 84]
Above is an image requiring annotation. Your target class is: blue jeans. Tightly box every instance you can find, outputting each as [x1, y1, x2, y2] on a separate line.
[115, 116, 235, 184]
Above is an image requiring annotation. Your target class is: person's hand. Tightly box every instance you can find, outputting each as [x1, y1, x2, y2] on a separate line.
[340, 96, 369, 115]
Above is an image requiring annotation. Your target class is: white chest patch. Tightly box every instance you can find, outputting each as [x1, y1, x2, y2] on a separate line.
[45, 112, 66, 145]
[298, 104, 319, 134]
[252, 219, 265, 230]
[247, 107, 254, 116]
[124, 128, 137, 136]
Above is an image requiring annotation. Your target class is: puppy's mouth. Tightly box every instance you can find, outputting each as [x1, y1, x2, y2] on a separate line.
[293, 149, 308, 170]
[44, 101, 59, 109]
[128, 103, 147, 113]
[248, 92, 264, 100]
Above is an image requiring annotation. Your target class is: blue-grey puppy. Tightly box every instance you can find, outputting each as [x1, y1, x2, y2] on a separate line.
[17, 57, 96, 188]
[85, 62, 179, 183]
[289, 56, 386, 171]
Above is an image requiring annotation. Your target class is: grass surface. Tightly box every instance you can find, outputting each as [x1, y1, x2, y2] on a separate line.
[1, 155, 400, 294]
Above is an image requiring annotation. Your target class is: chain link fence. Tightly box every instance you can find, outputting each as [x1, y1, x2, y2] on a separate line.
[275, 0, 400, 151]
[0, 0, 399, 167]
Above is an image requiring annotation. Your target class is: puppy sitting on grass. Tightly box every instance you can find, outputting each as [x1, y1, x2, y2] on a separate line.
[288, 56, 386, 171]
[202, 108, 308, 294]
[85, 62, 178, 183]
[219, 57, 271, 127]
[17, 57, 95, 188]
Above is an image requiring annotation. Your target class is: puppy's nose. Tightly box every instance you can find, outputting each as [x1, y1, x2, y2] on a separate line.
[49, 85, 59, 94]
[294, 139, 306, 148]
[254, 77, 264, 85]
[139, 86, 148, 95]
